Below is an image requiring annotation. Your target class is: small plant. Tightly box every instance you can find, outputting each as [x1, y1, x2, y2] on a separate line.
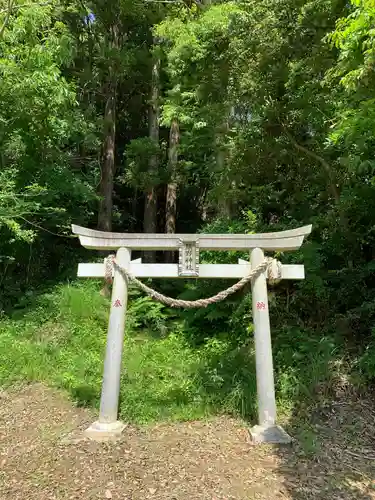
[358, 327, 375, 382]
[127, 292, 170, 336]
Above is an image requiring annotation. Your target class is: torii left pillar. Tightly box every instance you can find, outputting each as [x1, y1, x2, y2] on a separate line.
[84, 247, 130, 440]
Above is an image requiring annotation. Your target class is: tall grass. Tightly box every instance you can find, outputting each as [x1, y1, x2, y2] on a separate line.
[0, 280, 349, 424]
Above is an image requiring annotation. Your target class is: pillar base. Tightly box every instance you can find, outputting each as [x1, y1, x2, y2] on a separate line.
[249, 424, 292, 444]
[84, 420, 127, 442]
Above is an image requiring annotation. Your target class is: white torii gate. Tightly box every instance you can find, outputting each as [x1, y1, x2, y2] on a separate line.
[72, 224, 312, 443]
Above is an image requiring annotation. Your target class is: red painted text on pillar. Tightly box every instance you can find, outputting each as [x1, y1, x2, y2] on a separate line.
[256, 301, 266, 310]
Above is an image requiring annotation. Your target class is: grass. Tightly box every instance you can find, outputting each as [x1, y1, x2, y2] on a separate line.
[0, 280, 354, 426]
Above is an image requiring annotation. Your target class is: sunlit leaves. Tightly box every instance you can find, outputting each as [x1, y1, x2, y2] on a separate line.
[0, 1, 97, 242]
[326, 0, 375, 152]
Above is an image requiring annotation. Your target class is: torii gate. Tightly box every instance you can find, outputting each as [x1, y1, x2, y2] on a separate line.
[72, 224, 312, 443]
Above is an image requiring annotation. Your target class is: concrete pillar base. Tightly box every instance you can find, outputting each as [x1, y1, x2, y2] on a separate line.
[249, 424, 292, 444]
[84, 420, 127, 442]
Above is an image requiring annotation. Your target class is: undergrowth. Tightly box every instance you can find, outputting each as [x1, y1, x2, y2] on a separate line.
[0, 280, 361, 425]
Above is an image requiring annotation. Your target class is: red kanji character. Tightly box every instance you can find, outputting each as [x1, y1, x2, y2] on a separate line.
[113, 299, 122, 307]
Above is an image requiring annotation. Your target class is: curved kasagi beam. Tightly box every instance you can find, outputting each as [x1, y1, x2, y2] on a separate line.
[72, 224, 312, 252]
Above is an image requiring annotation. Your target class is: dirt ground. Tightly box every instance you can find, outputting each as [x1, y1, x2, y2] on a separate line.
[0, 384, 375, 500]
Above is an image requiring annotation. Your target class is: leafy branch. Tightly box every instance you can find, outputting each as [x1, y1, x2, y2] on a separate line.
[282, 125, 340, 204]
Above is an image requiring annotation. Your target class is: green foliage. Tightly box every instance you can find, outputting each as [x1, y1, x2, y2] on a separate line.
[326, 0, 375, 167]
[0, 280, 349, 423]
[328, 0, 375, 91]
[0, 1, 99, 304]
[122, 137, 164, 189]
[274, 327, 339, 401]
[126, 288, 170, 335]
[357, 327, 375, 381]
[0, 6, 98, 222]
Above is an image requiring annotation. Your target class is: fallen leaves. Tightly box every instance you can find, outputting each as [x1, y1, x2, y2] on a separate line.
[1, 385, 375, 500]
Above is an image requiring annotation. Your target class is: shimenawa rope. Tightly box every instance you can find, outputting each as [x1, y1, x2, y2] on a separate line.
[104, 255, 281, 309]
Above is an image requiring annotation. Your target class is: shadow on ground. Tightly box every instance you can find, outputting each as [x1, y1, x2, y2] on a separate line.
[275, 394, 375, 499]
[191, 331, 375, 499]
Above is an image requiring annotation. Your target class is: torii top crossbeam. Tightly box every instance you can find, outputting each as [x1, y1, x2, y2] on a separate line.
[72, 224, 312, 251]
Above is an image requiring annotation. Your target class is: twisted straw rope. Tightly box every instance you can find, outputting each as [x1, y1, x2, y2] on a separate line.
[104, 255, 280, 309]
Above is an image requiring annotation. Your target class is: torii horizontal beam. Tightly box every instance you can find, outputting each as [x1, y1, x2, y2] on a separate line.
[72, 224, 312, 251]
[78, 260, 305, 280]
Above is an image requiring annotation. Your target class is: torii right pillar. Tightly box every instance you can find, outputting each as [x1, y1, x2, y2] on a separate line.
[249, 247, 292, 443]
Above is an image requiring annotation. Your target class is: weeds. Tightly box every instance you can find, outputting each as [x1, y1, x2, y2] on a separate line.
[0, 280, 360, 426]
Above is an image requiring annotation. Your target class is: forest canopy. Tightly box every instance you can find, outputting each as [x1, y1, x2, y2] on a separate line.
[1, 0, 375, 379]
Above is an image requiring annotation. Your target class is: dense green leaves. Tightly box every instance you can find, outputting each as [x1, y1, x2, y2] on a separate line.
[1, 0, 375, 378]
[0, 2, 98, 240]
[327, 0, 375, 155]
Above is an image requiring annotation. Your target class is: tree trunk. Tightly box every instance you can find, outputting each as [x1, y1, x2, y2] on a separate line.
[98, 89, 116, 231]
[98, 26, 118, 232]
[165, 117, 180, 263]
[216, 146, 232, 218]
[215, 118, 232, 218]
[0, 0, 15, 39]
[143, 47, 160, 262]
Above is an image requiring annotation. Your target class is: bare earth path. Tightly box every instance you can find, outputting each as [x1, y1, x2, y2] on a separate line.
[1, 384, 374, 499]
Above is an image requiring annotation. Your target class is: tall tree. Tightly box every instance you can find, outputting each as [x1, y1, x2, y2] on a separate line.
[97, 26, 118, 231]
[143, 42, 160, 261]
[90, 4, 120, 232]
[165, 117, 180, 262]
[82, 0, 158, 231]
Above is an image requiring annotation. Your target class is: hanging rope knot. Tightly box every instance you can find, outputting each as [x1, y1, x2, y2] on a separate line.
[266, 257, 282, 284]
[104, 254, 116, 284]
[103, 254, 282, 309]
